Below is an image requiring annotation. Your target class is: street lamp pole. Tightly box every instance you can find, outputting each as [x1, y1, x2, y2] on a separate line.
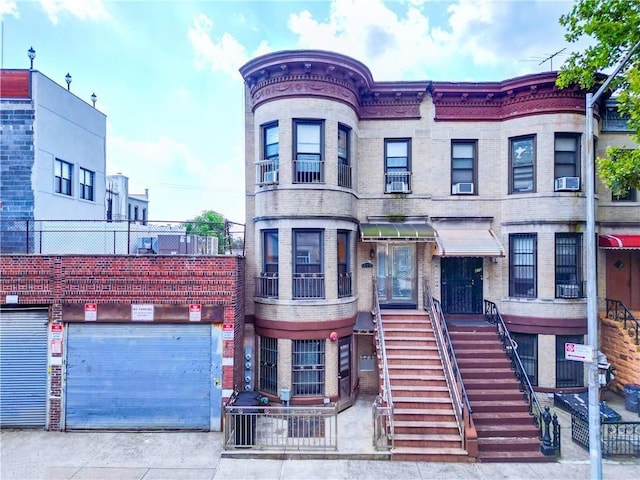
[584, 39, 640, 480]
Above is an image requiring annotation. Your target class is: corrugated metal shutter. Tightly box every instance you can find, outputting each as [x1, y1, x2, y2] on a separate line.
[0, 309, 48, 427]
[65, 323, 213, 430]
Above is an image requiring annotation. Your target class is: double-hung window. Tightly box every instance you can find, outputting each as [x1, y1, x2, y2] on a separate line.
[292, 339, 325, 396]
[511, 333, 538, 386]
[385, 139, 411, 193]
[259, 336, 278, 394]
[451, 140, 477, 195]
[554, 133, 581, 191]
[338, 125, 352, 188]
[555, 233, 583, 298]
[259, 122, 279, 184]
[293, 229, 324, 299]
[337, 230, 351, 297]
[258, 230, 278, 297]
[55, 158, 73, 196]
[509, 233, 537, 298]
[294, 120, 323, 183]
[510, 135, 535, 193]
[556, 335, 584, 387]
[79, 167, 95, 201]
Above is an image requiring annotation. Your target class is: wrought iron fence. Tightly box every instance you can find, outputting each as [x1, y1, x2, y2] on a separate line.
[292, 273, 325, 299]
[223, 403, 338, 451]
[484, 299, 561, 456]
[338, 272, 352, 298]
[255, 273, 279, 298]
[572, 413, 640, 457]
[0, 219, 244, 255]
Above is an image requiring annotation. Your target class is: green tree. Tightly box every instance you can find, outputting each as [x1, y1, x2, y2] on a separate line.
[556, 0, 640, 196]
[185, 210, 228, 253]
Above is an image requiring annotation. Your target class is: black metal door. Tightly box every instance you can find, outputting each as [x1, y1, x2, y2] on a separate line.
[338, 337, 351, 405]
[441, 257, 483, 314]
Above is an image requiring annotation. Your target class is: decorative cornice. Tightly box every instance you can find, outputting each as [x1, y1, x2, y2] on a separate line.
[239, 50, 601, 122]
[239, 50, 429, 120]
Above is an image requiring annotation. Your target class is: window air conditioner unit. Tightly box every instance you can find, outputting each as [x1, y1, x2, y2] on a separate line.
[554, 176, 580, 191]
[263, 170, 278, 184]
[387, 181, 409, 193]
[558, 284, 580, 298]
[452, 182, 474, 194]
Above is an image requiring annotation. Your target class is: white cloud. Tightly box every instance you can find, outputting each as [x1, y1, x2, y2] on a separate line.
[107, 129, 245, 223]
[0, 0, 18, 21]
[286, 0, 572, 81]
[188, 13, 247, 76]
[38, 0, 111, 24]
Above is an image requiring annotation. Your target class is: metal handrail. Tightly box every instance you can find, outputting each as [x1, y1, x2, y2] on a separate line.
[605, 298, 639, 345]
[372, 277, 394, 448]
[484, 299, 561, 455]
[423, 280, 472, 443]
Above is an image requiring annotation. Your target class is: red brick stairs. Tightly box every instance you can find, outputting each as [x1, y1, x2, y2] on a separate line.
[379, 310, 472, 462]
[448, 321, 553, 462]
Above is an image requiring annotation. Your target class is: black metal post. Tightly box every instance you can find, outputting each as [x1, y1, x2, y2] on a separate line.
[541, 406, 554, 455]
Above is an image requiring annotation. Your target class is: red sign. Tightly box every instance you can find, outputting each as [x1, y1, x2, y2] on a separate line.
[189, 304, 202, 322]
[85, 303, 98, 321]
[51, 323, 63, 332]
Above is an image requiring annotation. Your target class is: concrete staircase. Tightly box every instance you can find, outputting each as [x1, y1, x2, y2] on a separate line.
[378, 310, 471, 462]
[448, 322, 553, 463]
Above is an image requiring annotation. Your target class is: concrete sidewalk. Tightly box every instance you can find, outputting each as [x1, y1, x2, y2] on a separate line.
[1, 392, 639, 480]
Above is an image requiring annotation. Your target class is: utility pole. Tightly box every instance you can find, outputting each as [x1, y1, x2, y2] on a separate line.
[584, 39, 640, 480]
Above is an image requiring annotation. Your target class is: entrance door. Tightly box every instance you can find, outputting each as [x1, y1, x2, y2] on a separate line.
[338, 336, 351, 406]
[606, 251, 640, 310]
[441, 257, 483, 314]
[377, 244, 416, 306]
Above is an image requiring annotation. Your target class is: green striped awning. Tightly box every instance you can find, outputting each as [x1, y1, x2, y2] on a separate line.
[359, 223, 436, 242]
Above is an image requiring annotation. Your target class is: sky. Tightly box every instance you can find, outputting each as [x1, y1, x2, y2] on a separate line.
[0, 0, 582, 225]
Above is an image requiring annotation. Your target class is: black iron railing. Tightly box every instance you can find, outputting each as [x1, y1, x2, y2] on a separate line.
[572, 413, 640, 457]
[484, 300, 561, 456]
[606, 298, 639, 345]
[423, 279, 474, 450]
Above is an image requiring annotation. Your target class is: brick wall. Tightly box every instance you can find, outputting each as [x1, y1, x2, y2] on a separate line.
[600, 315, 640, 393]
[0, 254, 245, 430]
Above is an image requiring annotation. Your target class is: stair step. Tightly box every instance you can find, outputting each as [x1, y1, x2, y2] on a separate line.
[458, 368, 514, 379]
[475, 423, 540, 438]
[394, 397, 453, 409]
[457, 357, 512, 367]
[394, 433, 462, 448]
[467, 389, 526, 401]
[391, 447, 471, 462]
[463, 378, 520, 389]
[394, 409, 457, 422]
[470, 400, 530, 413]
[472, 411, 536, 425]
[478, 437, 542, 452]
[454, 350, 507, 359]
[394, 420, 460, 435]
[388, 364, 444, 371]
[478, 450, 555, 463]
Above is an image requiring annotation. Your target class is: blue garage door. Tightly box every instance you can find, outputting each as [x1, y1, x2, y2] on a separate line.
[0, 309, 48, 427]
[65, 323, 220, 430]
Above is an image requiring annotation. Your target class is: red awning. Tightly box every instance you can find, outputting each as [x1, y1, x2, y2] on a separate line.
[598, 234, 640, 249]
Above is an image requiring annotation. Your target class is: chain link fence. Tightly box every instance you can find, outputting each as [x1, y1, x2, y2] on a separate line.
[0, 219, 244, 255]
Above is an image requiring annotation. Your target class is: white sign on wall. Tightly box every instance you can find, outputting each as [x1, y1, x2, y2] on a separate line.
[565, 342, 594, 363]
[131, 304, 154, 321]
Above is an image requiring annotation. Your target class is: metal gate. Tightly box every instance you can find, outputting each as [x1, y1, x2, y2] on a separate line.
[441, 257, 483, 314]
[0, 308, 48, 427]
[65, 323, 221, 430]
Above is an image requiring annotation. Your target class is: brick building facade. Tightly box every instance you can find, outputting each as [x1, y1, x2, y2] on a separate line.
[0, 255, 244, 430]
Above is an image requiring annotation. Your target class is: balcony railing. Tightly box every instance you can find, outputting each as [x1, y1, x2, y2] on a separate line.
[384, 172, 411, 193]
[255, 273, 279, 298]
[337, 272, 352, 298]
[294, 158, 324, 184]
[256, 159, 279, 185]
[338, 163, 352, 188]
[292, 273, 325, 299]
